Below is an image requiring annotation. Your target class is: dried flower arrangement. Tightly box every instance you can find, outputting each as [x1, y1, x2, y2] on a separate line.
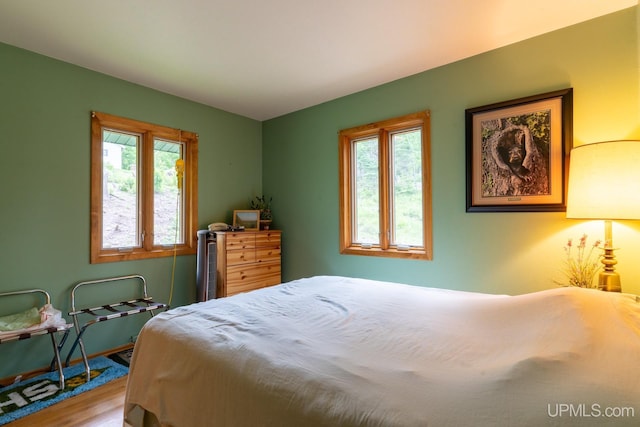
[555, 234, 602, 289]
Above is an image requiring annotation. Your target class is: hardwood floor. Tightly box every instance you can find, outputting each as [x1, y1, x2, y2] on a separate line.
[8, 374, 128, 427]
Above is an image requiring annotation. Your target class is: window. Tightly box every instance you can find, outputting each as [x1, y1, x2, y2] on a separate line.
[90, 112, 198, 263]
[339, 111, 432, 259]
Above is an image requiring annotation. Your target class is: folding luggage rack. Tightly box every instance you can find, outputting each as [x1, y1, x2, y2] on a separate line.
[0, 289, 72, 389]
[64, 274, 167, 381]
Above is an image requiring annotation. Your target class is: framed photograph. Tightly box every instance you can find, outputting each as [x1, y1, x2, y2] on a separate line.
[465, 88, 573, 212]
[233, 210, 260, 230]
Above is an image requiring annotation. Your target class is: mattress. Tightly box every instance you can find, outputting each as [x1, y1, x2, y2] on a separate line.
[124, 276, 640, 426]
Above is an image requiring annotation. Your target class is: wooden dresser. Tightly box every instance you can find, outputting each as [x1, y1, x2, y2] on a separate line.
[215, 230, 282, 297]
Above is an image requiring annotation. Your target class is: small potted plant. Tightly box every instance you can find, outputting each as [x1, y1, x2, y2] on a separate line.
[250, 195, 273, 229]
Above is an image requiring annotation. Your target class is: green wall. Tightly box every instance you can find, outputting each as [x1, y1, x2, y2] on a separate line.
[263, 8, 640, 294]
[0, 43, 262, 378]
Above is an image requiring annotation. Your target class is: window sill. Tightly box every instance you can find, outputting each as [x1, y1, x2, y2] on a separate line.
[340, 246, 432, 260]
[91, 246, 196, 264]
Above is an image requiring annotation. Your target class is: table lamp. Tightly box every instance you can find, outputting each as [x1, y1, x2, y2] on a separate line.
[566, 140, 640, 292]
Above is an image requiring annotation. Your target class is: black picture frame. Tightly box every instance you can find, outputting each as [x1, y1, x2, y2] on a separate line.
[465, 88, 573, 212]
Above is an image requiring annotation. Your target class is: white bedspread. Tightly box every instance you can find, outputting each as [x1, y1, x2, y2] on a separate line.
[124, 276, 640, 426]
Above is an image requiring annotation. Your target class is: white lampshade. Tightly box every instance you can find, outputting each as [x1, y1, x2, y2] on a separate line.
[567, 140, 640, 220]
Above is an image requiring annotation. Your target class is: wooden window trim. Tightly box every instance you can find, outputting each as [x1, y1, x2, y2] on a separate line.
[339, 111, 432, 260]
[90, 111, 198, 263]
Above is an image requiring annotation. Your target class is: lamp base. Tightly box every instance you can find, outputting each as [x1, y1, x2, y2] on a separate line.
[598, 271, 621, 292]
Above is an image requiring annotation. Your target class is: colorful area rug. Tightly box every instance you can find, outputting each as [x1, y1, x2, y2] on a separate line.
[0, 356, 128, 425]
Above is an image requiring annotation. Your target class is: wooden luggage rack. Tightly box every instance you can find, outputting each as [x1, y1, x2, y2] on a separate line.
[0, 289, 72, 389]
[64, 275, 167, 381]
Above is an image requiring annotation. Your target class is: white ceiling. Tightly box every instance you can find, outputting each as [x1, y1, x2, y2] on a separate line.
[0, 0, 636, 121]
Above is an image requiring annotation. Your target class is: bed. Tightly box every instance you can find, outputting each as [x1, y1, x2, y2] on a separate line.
[124, 276, 640, 426]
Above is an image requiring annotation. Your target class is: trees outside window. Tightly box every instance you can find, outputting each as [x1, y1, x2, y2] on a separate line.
[339, 111, 432, 260]
[90, 112, 198, 263]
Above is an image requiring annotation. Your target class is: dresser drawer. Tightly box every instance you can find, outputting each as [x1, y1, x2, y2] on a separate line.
[256, 246, 281, 263]
[226, 249, 256, 265]
[225, 233, 256, 249]
[226, 262, 281, 296]
[255, 231, 281, 247]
